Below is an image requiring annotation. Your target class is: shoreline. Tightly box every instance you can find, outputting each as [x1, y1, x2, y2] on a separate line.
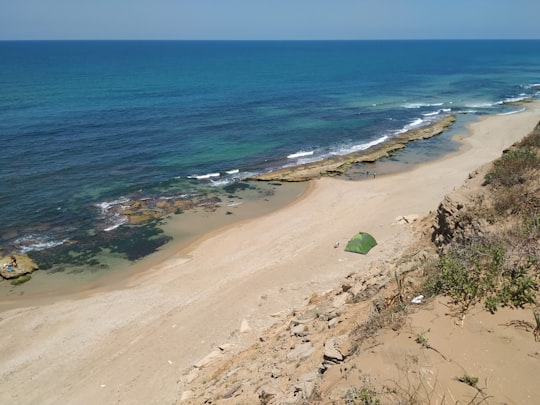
[0, 113, 459, 303]
[0, 102, 539, 404]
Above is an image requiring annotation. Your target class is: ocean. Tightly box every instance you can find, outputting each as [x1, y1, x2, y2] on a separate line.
[1, 40, 539, 278]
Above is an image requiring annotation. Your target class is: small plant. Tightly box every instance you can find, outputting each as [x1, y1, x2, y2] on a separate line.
[415, 333, 428, 347]
[344, 386, 381, 405]
[414, 332, 447, 360]
[534, 308, 540, 342]
[458, 374, 479, 387]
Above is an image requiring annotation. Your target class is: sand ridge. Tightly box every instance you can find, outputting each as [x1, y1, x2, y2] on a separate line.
[0, 103, 539, 404]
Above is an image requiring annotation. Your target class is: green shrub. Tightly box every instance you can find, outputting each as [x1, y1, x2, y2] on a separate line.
[484, 148, 539, 188]
[424, 242, 538, 313]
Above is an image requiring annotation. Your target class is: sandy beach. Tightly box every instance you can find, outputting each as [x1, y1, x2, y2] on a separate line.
[1, 103, 539, 405]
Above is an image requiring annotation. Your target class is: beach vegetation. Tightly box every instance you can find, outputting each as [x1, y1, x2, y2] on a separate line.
[423, 128, 540, 314]
[458, 374, 479, 387]
[484, 148, 539, 188]
[344, 380, 381, 405]
[423, 239, 538, 314]
[10, 275, 31, 285]
[483, 143, 539, 217]
[534, 308, 540, 341]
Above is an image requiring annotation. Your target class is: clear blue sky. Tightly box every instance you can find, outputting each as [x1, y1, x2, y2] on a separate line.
[1, 0, 538, 40]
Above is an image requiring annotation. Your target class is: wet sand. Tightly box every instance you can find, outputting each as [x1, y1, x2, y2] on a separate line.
[0, 102, 539, 405]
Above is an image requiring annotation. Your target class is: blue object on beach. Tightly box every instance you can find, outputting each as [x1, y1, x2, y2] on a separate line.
[7, 266, 13, 271]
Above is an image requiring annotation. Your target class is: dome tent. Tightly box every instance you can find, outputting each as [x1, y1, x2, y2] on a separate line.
[344, 232, 377, 254]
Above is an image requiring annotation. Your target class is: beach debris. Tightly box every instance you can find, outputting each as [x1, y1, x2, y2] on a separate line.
[240, 319, 252, 333]
[411, 295, 424, 304]
[394, 214, 420, 225]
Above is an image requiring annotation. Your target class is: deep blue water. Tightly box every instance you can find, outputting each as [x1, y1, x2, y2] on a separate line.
[1, 40, 539, 264]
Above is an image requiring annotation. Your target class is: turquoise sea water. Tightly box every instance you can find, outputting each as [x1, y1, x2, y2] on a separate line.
[1, 40, 539, 271]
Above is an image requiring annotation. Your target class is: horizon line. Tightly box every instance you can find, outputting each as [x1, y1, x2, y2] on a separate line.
[1, 38, 539, 42]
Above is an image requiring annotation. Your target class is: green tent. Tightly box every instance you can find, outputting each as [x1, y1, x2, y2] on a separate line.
[344, 232, 377, 254]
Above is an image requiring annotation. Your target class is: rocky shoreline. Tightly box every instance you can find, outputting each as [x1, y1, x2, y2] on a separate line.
[0, 254, 39, 283]
[249, 115, 456, 182]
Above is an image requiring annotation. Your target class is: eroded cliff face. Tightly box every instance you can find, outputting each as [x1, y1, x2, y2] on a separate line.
[430, 168, 492, 252]
[432, 120, 540, 254]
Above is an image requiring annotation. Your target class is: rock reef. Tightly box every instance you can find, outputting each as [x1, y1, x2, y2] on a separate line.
[249, 115, 456, 182]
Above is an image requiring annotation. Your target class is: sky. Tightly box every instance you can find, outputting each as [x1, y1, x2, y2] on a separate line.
[0, 0, 539, 40]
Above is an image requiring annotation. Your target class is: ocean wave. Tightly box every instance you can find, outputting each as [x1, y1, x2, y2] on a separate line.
[499, 95, 531, 104]
[497, 107, 527, 116]
[225, 169, 240, 175]
[103, 215, 129, 232]
[187, 172, 221, 180]
[422, 108, 452, 117]
[402, 102, 444, 109]
[97, 197, 130, 214]
[209, 177, 236, 187]
[287, 150, 314, 159]
[464, 101, 496, 108]
[523, 83, 540, 90]
[394, 118, 426, 134]
[331, 135, 389, 156]
[296, 156, 322, 165]
[14, 234, 70, 253]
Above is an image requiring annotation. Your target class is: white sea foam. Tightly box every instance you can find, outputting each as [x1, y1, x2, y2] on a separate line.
[209, 178, 235, 187]
[422, 108, 452, 117]
[97, 197, 130, 214]
[394, 118, 425, 134]
[403, 102, 444, 109]
[497, 107, 526, 116]
[225, 169, 240, 174]
[297, 156, 321, 165]
[464, 101, 495, 108]
[15, 234, 70, 253]
[103, 215, 129, 232]
[188, 172, 221, 180]
[287, 150, 314, 159]
[499, 95, 530, 104]
[332, 135, 389, 156]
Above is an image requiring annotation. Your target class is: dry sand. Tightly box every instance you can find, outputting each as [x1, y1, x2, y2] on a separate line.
[1, 104, 539, 405]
